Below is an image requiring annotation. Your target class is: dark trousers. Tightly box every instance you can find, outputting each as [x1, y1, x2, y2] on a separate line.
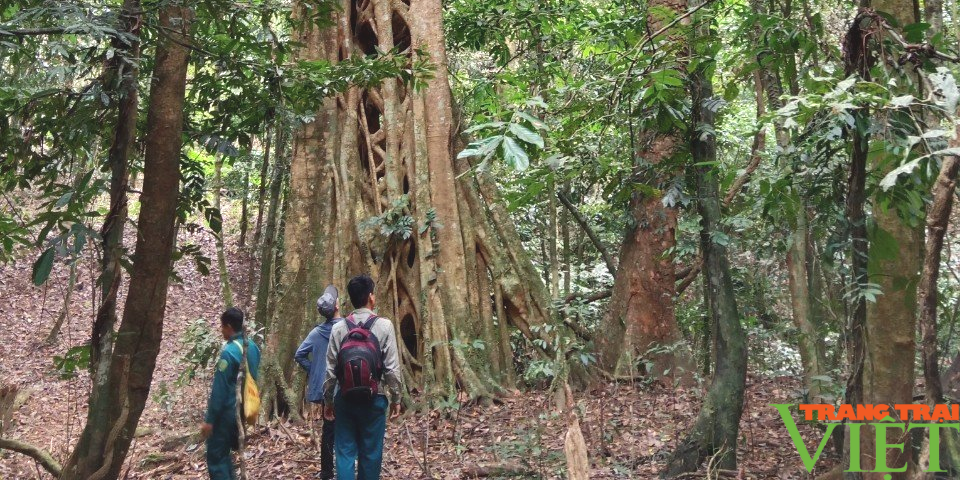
[334, 394, 388, 480]
[206, 414, 239, 480]
[321, 414, 335, 479]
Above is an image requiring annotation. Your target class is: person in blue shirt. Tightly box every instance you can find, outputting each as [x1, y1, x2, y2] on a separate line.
[295, 285, 342, 480]
[200, 307, 261, 480]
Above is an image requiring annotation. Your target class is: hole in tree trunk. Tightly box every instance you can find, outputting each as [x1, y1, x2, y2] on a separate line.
[402, 174, 409, 194]
[401, 313, 418, 358]
[392, 12, 411, 52]
[352, 6, 378, 55]
[406, 238, 416, 267]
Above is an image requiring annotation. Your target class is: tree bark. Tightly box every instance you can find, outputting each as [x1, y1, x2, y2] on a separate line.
[254, 125, 287, 333]
[918, 155, 959, 448]
[89, 0, 141, 433]
[857, 0, 923, 476]
[597, 0, 693, 385]
[60, 2, 191, 477]
[663, 9, 747, 474]
[260, 0, 556, 406]
[786, 207, 827, 403]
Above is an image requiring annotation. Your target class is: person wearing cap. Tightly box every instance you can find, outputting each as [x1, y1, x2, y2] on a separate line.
[295, 285, 343, 480]
[201, 307, 261, 480]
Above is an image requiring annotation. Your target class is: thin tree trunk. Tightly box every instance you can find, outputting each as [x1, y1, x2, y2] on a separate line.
[44, 260, 77, 344]
[255, 126, 287, 332]
[212, 154, 234, 307]
[239, 170, 250, 249]
[61, 3, 191, 476]
[85, 0, 141, 467]
[253, 130, 272, 249]
[918, 156, 959, 472]
[663, 9, 747, 473]
[786, 207, 826, 403]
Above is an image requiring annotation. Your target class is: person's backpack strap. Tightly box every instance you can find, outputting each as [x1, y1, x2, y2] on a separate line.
[231, 340, 252, 371]
[361, 315, 378, 330]
[344, 314, 359, 330]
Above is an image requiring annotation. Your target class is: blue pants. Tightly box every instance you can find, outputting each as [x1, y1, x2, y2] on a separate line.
[206, 414, 238, 480]
[334, 394, 388, 480]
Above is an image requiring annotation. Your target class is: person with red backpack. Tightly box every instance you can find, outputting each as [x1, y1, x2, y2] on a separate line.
[322, 274, 403, 480]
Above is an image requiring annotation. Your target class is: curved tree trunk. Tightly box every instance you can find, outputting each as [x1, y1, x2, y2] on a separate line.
[87, 0, 141, 444]
[261, 0, 554, 411]
[60, 3, 191, 477]
[663, 10, 747, 474]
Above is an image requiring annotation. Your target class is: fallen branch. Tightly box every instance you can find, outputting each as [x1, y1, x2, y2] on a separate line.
[461, 461, 534, 478]
[0, 438, 62, 476]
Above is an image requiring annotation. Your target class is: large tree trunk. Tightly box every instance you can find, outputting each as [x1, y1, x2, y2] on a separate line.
[858, 0, 923, 476]
[662, 8, 747, 474]
[596, 0, 693, 385]
[60, 3, 191, 477]
[261, 0, 555, 410]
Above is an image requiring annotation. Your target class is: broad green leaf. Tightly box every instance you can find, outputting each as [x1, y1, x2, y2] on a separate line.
[508, 123, 544, 148]
[516, 111, 547, 130]
[32, 247, 55, 286]
[502, 137, 529, 171]
[464, 121, 505, 134]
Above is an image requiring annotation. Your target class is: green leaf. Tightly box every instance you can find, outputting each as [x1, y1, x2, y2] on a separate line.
[508, 123, 544, 148]
[457, 135, 503, 160]
[516, 111, 547, 130]
[502, 137, 530, 171]
[32, 248, 55, 286]
[464, 121, 505, 134]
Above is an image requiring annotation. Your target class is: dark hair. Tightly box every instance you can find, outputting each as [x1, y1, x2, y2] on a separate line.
[221, 307, 244, 333]
[347, 274, 375, 309]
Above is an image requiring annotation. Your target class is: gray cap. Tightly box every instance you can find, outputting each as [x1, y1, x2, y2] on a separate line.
[317, 285, 339, 318]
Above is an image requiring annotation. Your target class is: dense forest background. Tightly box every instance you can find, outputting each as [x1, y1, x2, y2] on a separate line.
[2, 0, 960, 477]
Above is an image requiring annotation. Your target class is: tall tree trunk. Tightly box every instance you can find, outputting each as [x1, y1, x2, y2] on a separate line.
[89, 0, 141, 421]
[596, 0, 693, 385]
[255, 125, 287, 333]
[859, 0, 923, 476]
[253, 130, 272, 249]
[212, 154, 234, 307]
[918, 156, 959, 471]
[60, 3, 191, 476]
[663, 6, 747, 474]
[786, 206, 827, 403]
[260, 0, 555, 409]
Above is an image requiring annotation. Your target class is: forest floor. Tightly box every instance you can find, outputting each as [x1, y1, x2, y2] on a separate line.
[0, 206, 837, 479]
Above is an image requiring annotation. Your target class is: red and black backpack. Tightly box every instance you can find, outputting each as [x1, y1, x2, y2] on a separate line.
[335, 314, 383, 401]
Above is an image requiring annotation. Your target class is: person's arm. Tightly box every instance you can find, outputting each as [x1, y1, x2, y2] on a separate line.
[380, 320, 403, 405]
[204, 348, 232, 424]
[322, 326, 341, 405]
[294, 330, 314, 372]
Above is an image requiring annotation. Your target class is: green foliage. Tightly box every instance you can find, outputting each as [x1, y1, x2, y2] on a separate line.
[360, 194, 415, 241]
[176, 318, 222, 387]
[53, 344, 91, 380]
